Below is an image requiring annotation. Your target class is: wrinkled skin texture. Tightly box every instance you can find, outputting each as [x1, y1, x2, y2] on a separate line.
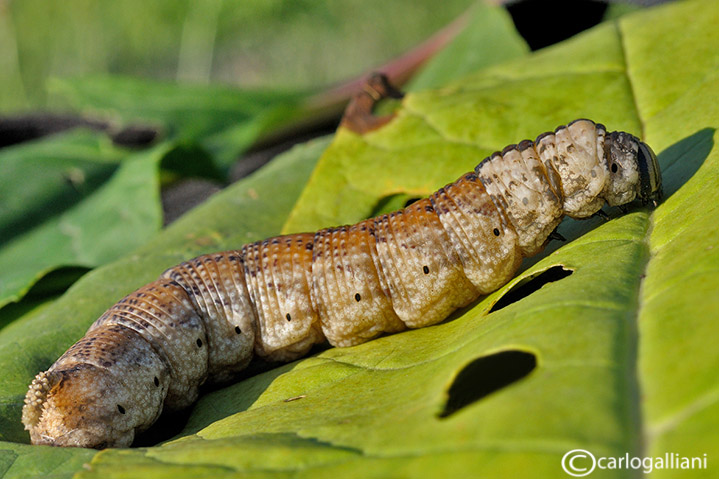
[23, 119, 662, 449]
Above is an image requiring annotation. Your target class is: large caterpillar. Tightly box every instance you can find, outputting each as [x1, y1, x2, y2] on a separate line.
[22, 118, 662, 449]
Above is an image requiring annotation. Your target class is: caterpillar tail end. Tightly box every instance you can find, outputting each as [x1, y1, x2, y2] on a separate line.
[22, 365, 136, 449]
[22, 370, 60, 436]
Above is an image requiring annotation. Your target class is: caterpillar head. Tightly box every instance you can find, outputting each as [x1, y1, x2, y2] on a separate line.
[22, 327, 169, 449]
[604, 131, 663, 208]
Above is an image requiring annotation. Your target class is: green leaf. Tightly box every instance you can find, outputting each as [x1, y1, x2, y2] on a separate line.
[49, 76, 307, 172]
[0, 441, 95, 479]
[0, 132, 166, 309]
[406, 2, 528, 92]
[0, 131, 123, 236]
[5, 1, 719, 478]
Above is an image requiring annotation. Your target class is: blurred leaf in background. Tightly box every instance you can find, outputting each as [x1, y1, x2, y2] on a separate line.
[0, 0, 479, 112]
[0, 132, 164, 309]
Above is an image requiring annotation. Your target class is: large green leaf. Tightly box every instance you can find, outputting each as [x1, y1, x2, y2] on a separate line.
[79, 213, 654, 479]
[405, 1, 527, 92]
[3, 1, 718, 478]
[0, 133, 167, 309]
[49, 77, 307, 171]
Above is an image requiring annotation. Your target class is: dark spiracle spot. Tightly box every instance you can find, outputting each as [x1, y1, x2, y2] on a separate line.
[438, 350, 536, 418]
[196, 338, 203, 347]
[422, 265, 430, 275]
[117, 404, 126, 415]
[493, 228, 500, 236]
[611, 163, 618, 173]
[490, 265, 572, 313]
[355, 293, 361, 302]
[286, 313, 292, 321]
[235, 326, 242, 334]
[154, 377, 160, 387]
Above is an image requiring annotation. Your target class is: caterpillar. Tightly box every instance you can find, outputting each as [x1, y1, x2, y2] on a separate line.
[22, 118, 662, 449]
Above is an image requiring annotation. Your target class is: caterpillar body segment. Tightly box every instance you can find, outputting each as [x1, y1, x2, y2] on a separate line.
[430, 173, 522, 293]
[22, 119, 662, 448]
[372, 198, 480, 328]
[90, 279, 209, 412]
[239, 234, 323, 362]
[161, 251, 257, 383]
[311, 220, 405, 348]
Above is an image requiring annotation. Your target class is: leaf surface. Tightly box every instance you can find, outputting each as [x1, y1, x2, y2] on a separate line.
[0, 133, 166, 309]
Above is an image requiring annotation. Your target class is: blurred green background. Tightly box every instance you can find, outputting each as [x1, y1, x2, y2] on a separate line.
[0, 0, 477, 112]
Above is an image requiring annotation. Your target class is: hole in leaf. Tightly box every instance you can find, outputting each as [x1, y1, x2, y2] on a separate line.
[490, 265, 572, 313]
[439, 350, 537, 418]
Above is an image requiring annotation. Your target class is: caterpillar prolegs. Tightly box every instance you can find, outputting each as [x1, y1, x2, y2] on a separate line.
[22, 119, 662, 448]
